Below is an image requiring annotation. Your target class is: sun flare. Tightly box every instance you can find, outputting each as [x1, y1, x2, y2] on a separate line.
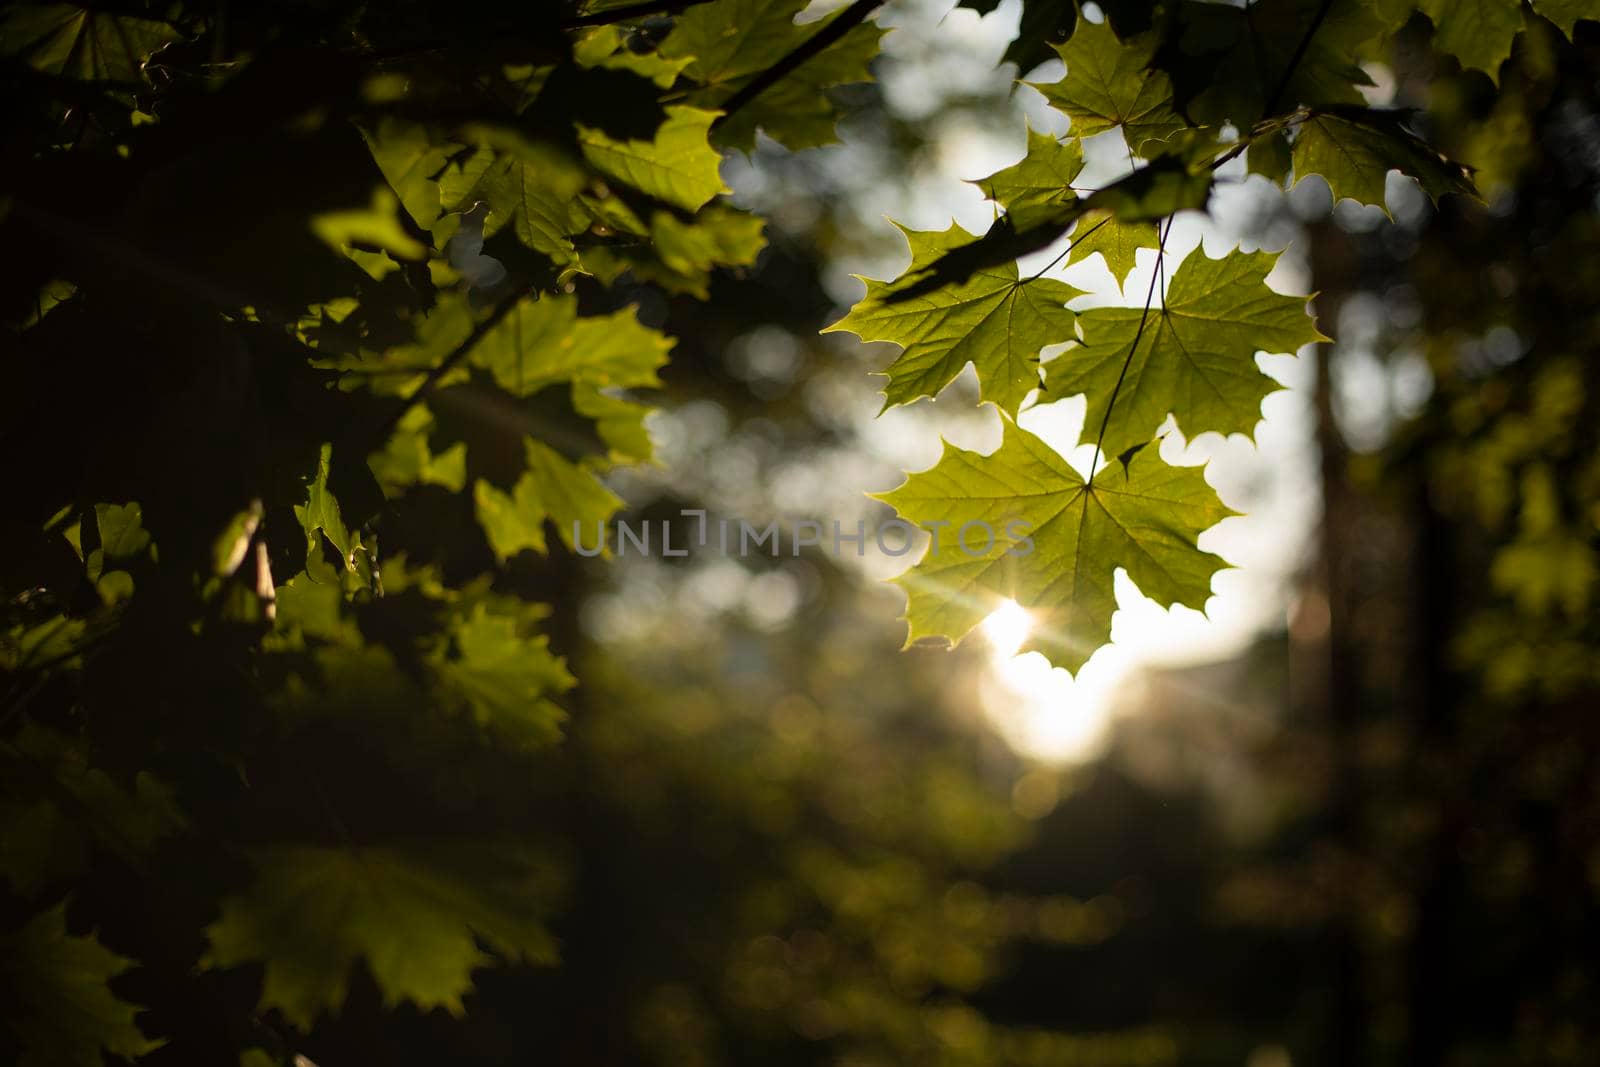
[981, 599, 1033, 659]
[978, 601, 1126, 763]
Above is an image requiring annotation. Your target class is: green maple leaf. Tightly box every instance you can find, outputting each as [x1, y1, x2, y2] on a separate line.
[975, 127, 1084, 223]
[0, 4, 177, 82]
[1291, 110, 1479, 214]
[876, 424, 1235, 673]
[361, 119, 451, 229]
[473, 439, 623, 561]
[577, 106, 728, 213]
[1028, 19, 1185, 155]
[1181, 0, 1386, 127]
[434, 605, 575, 748]
[574, 386, 655, 464]
[1049, 248, 1327, 460]
[466, 295, 672, 396]
[369, 407, 468, 496]
[824, 223, 1082, 415]
[472, 149, 590, 265]
[661, 0, 884, 150]
[1065, 209, 1158, 289]
[580, 203, 766, 298]
[203, 844, 559, 1030]
[1531, 0, 1590, 37]
[1420, 0, 1522, 82]
[294, 443, 357, 571]
[573, 25, 695, 88]
[0, 903, 163, 1067]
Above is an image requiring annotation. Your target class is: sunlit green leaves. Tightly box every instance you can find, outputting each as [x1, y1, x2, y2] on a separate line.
[825, 224, 1082, 414]
[1053, 249, 1327, 459]
[362, 119, 452, 229]
[470, 146, 590, 266]
[467, 295, 672, 396]
[204, 844, 559, 1030]
[876, 425, 1234, 672]
[474, 440, 623, 561]
[577, 106, 728, 213]
[435, 605, 575, 747]
[0, 4, 177, 82]
[0, 903, 161, 1067]
[310, 189, 428, 263]
[1030, 19, 1184, 155]
[295, 443, 357, 571]
[661, 0, 884, 150]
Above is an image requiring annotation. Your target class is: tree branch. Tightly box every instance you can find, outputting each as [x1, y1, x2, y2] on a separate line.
[372, 284, 536, 443]
[1263, 0, 1337, 118]
[562, 0, 714, 29]
[712, 0, 886, 129]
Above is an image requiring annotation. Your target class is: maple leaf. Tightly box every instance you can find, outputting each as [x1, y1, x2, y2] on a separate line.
[1530, 0, 1589, 38]
[1419, 0, 1522, 83]
[577, 106, 729, 213]
[0, 4, 177, 82]
[1048, 248, 1328, 460]
[1178, 0, 1386, 127]
[1291, 109, 1479, 215]
[661, 0, 884, 151]
[974, 127, 1084, 227]
[473, 439, 623, 562]
[1028, 19, 1185, 155]
[824, 223, 1082, 415]
[466, 295, 672, 397]
[875, 423, 1235, 673]
[0, 903, 163, 1067]
[204, 844, 560, 1030]
[434, 604, 576, 748]
[1065, 210, 1158, 289]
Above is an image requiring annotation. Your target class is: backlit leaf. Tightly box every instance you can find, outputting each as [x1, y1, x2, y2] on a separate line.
[876, 423, 1235, 672]
[1051, 248, 1327, 459]
[1029, 19, 1185, 155]
[577, 106, 729, 213]
[824, 223, 1082, 414]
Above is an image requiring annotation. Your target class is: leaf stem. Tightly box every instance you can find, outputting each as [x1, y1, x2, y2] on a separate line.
[1089, 215, 1172, 475]
[1024, 214, 1109, 281]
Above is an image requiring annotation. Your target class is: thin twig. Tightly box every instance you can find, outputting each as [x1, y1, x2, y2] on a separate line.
[712, 0, 887, 128]
[1024, 214, 1109, 281]
[1090, 216, 1172, 475]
